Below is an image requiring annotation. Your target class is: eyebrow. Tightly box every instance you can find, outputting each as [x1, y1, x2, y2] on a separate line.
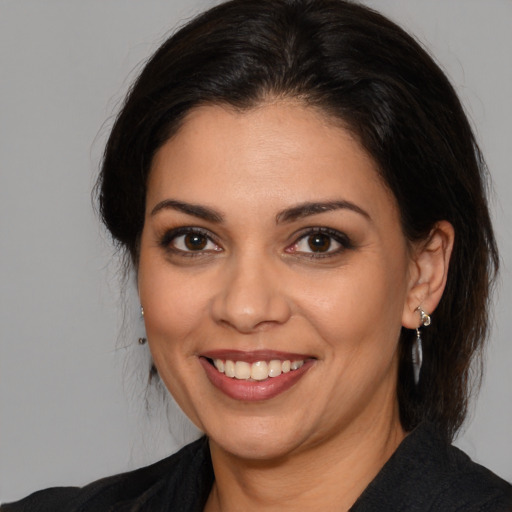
[276, 200, 370, 224]
[150, 199, 224, 223]
[150, 198, 370, 224]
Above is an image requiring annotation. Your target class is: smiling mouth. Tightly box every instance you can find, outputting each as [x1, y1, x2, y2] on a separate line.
[200, 350, 315, 401]
[209, 358, 305, 381]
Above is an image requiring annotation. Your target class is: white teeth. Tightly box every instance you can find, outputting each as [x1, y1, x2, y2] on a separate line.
[268, 360, 282, 378]
[225, 360, 235, 378]
[234, 361, 251, 379]
[212, 358, 305, 381]
[290, 360, 304, 370]
[251, 361, 269, 381]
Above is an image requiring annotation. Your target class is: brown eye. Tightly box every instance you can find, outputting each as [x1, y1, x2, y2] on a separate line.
[286, 229, 349, 257]
[184, 233, 208, 250]
[165, 229, 221, 254]
[307, 234, 331, 252]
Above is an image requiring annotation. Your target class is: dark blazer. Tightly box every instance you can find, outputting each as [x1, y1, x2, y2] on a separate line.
[2, 423, 511, 511]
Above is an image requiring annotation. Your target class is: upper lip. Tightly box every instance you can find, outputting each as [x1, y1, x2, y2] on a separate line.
[200, 349, 315, 364]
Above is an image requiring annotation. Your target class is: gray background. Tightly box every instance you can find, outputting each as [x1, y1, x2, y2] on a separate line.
[1, 0, 511, 503]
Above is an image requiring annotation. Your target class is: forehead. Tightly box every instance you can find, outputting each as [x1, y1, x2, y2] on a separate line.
[147, 101, 396, 222]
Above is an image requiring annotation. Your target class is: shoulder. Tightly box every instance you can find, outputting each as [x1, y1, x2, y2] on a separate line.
[352, 423, 512, 511]
[1, 436, 213, 512]
[435, 441, 512, 511]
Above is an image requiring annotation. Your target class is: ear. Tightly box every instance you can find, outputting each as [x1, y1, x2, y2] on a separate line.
[402, 221, 455, 329]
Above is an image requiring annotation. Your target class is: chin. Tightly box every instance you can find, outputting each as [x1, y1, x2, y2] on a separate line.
[206, 416, 309, 462]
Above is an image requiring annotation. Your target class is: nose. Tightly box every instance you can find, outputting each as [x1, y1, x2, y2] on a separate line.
[211, 253, 292, 333]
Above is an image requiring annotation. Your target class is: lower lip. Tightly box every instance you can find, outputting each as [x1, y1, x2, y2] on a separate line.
[199, 357, 314, 401]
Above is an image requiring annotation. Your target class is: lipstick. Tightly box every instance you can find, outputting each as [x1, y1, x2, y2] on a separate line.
[199, 351, 315, 401]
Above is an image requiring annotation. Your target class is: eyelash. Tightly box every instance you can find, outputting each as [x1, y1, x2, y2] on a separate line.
[159, 227, 222, 257]
[158, 226, 353, 258]
[286, 227, 353, 258]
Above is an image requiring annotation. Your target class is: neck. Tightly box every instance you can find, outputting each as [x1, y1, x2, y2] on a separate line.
[204, 409, 405, 512]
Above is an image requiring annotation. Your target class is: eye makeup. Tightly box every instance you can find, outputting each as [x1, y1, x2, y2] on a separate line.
[158, 226, 222, 258]
[156, 223, 355, 263]
[285, 227, 355, 259]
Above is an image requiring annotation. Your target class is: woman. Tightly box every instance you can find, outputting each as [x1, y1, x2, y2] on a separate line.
[2, 0, 511, 510]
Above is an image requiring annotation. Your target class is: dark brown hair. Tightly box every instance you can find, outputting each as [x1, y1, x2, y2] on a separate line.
[97, 0, 498, 441]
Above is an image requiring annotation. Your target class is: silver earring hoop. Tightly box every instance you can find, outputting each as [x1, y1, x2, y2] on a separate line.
[412, 307, 431, 385]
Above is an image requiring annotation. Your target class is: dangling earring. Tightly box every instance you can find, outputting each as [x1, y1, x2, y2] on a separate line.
[138, 306, 146, 344]
[412, 307, 431, 385]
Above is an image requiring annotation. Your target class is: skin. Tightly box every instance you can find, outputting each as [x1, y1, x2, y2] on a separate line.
[137, 101, 454, 511]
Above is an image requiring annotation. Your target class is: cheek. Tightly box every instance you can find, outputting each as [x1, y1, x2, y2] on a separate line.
[295, 256, 407, 354]
[140, 268, 212, 349]
[136, 238, 211, 352]
[138, 260, 213, 427]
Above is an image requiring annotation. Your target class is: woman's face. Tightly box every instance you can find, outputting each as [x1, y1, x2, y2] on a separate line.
[138, 101, 417, 461]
